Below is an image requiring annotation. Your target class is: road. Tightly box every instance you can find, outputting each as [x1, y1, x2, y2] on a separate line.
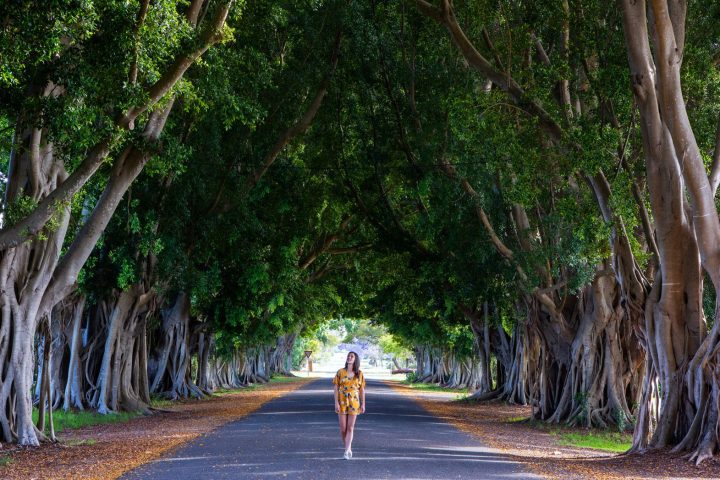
[122, 379, 539, 479]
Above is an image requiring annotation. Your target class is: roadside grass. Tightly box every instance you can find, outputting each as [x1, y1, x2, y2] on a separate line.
[32, 409, 139, 434]
[147, 376, 304, 402]
[504, 415, 631, 453]
[65, 438, 98, 447]
[400, 381, 469, 394]
[150, 396, 174, 408]
[214, 376, 304, 396]
[506, 415, 531, 423]
[269, 375, 303, 383]
[30, 377, 304, 435]
[214, 384, 261, 396]
[558, 431, 632, 453]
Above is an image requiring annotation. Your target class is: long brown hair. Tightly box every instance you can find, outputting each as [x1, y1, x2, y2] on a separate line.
[346, 351, 361, 375]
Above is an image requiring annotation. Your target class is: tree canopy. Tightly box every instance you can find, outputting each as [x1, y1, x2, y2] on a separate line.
[3, 0, 720, 465]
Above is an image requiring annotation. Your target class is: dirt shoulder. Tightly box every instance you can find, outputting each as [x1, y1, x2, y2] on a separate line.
[0, 378, 312, 480]
[388, 383, 720, 480]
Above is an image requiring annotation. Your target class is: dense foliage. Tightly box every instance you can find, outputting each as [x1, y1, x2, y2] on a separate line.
[3, 0, 720, 464]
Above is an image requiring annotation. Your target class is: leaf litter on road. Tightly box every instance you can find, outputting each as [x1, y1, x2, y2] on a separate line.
[388, 382, 720, 480]
[0, 378, 312, 480]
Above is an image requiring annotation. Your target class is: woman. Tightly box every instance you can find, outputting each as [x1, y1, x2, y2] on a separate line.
[333, 351, 366, 459]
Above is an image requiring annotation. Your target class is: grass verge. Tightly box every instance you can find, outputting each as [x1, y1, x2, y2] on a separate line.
[149, 396, 174, 408]
[400, 381, 469, 394]
[65, 438, 98, 447]
[506, 415, 529, 423]
[504, 415, 631, 453]
[270, 375, 303, 383]
[32, 409, 139, 434]
[558, 431, 632, 453]
[214, 385, 260, 396]
[214, 376, 303, 396]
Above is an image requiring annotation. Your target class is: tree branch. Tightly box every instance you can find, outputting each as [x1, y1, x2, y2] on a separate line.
[298, 214, 353, 271]
[710, 116, 720, 196]
[326, 244, 372, 255]
[129, 0, 151, 85]
[186, 0, 206, 27]
[40, 103, 175, 315]
[0, 1, 234, 248]
[120, 1, 233, 129]
[438, 160, 517, 264]
[245, 30, 342, 193]
[482, 28, 506, 72]
[0, 139, 112, 249]
[414, 0, 565, 142]
[649, 0, 720, 281]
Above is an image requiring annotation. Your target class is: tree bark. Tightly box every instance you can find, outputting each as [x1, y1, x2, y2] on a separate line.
[150, 292, 205, 399]
[620, 0, 719, 463]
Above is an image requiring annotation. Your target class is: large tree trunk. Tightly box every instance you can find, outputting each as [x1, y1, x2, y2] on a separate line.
[239, 347, 271, 385]
[269, 332, 298, 376]
[95, 291, 132, 414]
[92, 287, 153, 414]
[63, 295, 86, 411]
[37, 296, 88, 412]
[195, 331, 214, 393]
[442, 354, 482, 391]
[470, 313, 533, 404]
[150, 292, 204, 399]
[413, 345, 434, 382]
[48, 302, 71, 410]
[413, 346, 424, 380]
[0, 112, 72, 445]
[0, 94, 167, 441]
[209, 349, 247, 389]
[619, 0, 720, 463]
[532, 271, 644, 428]
[464, 303, 494, 395]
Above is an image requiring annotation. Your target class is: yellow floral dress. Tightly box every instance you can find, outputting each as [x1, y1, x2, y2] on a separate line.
[333, 368, 365, 415]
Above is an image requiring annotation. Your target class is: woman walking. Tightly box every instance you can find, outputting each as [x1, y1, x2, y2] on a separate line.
[333, 351, 366, 459]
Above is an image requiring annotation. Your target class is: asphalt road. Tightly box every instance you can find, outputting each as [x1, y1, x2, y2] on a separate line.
[121, 379, 539, 479]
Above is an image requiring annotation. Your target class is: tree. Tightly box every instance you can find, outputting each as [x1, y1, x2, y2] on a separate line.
[619, 0, 720, 462]
[0, 0, 233, 445]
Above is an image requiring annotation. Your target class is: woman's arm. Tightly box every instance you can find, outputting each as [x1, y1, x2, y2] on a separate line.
[334, 384, 340, 412]
[360, 386, 366, 413]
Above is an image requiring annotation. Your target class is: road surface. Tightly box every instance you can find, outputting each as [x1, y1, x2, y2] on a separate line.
[122, 379, 539, 479]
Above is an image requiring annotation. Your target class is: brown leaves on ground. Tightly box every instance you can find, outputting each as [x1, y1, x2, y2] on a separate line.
[0, 378, 312, 480]
[389, 383, 720, 480]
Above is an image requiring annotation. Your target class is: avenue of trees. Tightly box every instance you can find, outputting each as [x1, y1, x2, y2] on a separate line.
[2, 0, 720, 466]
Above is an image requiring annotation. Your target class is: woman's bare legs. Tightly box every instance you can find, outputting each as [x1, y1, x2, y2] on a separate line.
[344, 414, 358, 455]
[337, 413, 348, 445]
